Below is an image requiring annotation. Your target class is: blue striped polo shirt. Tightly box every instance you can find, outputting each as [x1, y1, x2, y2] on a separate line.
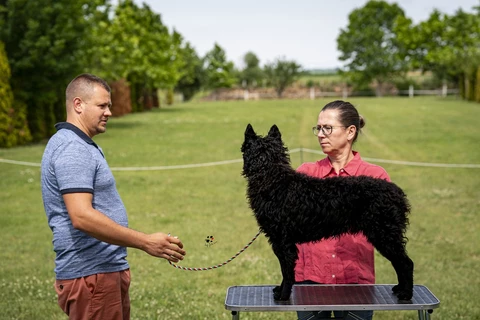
[41, 122, 129, 279]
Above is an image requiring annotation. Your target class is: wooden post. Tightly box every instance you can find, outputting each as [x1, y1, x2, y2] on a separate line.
[409, 85, 414, 98]
[442, 83, 447, 97]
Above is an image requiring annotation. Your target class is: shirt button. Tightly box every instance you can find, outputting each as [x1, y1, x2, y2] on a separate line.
[332, 275, 336, 278]
[340, 169, 344, 172]
[332, 254, 336, 258]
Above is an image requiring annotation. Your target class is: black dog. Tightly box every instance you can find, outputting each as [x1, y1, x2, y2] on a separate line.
[241, 124, 414, 301]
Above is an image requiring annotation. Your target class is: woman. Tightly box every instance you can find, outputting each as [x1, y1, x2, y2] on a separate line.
[296, 100, 390, 320]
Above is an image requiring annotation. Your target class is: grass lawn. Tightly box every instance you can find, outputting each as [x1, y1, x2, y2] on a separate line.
[0, 96, 479, 319]
[297, 73, 343, 87]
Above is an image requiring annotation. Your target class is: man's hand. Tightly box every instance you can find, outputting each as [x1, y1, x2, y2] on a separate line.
[142, 233, 186, 262]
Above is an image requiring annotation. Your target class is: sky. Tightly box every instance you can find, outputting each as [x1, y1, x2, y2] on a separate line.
[138, 0, 479, 70]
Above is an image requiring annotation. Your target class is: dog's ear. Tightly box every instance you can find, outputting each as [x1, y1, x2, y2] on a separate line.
[267, 124, 281, 140]
[245, 124, 257, 139]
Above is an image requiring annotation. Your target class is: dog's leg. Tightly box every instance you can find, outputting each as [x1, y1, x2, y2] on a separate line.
[271, 241, 298, 300]
[389, 252, 414, 300]
[366, 233, 414, 300]
[272, 279, 283, 296]
[393, 252, 414, 301]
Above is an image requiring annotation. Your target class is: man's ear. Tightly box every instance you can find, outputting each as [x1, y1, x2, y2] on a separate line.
[72, 97, 83, 114]
[267, 124, 281, 140]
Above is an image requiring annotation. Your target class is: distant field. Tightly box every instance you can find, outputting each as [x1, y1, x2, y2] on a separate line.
[297, 70, 439, 90]
[1, 97, 479, 319]
[298, 72, 343, 87]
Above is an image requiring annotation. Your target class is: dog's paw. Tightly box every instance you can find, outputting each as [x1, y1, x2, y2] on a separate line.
[395, 289, 413, 301]
[273, 286, 292, 301]
[273, 289, 282, 300]
[273, 291, 291, 301]
[392, 284, 400, 294]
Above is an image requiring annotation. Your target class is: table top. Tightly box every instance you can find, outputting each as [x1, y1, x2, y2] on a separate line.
[225, 284, 440, 312]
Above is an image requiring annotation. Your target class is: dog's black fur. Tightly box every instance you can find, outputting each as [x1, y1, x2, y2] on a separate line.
[241, 124, 414, 301]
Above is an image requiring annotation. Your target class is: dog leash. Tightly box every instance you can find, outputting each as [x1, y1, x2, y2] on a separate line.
[168, 230, 262, 271]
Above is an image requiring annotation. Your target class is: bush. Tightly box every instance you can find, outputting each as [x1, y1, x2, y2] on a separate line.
[0, 42, 32, 148]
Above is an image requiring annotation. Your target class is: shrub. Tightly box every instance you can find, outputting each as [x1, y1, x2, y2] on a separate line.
[0, 42, 32, 148]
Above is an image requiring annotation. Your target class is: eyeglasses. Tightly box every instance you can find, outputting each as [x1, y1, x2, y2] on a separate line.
[312, 125, 347, 136]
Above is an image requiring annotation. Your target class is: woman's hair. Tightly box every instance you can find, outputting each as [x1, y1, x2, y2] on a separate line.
[321, 100, 365, 143]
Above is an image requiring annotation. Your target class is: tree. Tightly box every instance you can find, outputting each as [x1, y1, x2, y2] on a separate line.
[1, 0, 110, 141]
[395, 7, 480, 100]
[0, 41, 31, 147]
[240, 51, 264, 88]
[263, 57, 302, 98]
[90, 0, 184, 110]
[175, 41, 205, 101]
[337, 0, 408, 96]
[203, 43, 237, 95]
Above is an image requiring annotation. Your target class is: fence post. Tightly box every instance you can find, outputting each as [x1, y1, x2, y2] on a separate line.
[310, 87, 315, 100]
[342, 87, 348, 99]
[244, 90, 249, 101]
[409, 85, 414, 98]
[442, 83, 447, 97]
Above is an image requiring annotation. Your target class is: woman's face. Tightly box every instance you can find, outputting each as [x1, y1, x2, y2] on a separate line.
[316, 109, 355, 155]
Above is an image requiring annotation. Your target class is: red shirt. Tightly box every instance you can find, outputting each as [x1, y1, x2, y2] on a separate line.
[294, 151, 390, 284]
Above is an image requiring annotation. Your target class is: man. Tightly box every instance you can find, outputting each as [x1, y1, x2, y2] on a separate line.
[41, 73, 186, 320]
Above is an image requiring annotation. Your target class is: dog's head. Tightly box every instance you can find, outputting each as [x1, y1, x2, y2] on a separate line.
[241, 124, 290, 177]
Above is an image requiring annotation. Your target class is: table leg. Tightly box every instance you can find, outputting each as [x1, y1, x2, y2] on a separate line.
[425, 309, 433, 320]
[231, 311, 239, 320]
[418, 310, 425, 320]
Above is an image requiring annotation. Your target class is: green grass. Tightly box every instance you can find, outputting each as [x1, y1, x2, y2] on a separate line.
[297, 73, 343, 87]
[0, 97, 479, 319]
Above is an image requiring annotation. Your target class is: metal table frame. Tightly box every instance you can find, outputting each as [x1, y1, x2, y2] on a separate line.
[225, 284, 440, 320]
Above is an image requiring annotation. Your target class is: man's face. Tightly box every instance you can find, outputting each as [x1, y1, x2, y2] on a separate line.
[80, 85, 112, 137]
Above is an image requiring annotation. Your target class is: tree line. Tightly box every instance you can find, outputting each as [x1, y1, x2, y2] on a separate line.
[338, 1, 480, 98]
[1, 0, 479, 148]
[0, 0, 302, 147]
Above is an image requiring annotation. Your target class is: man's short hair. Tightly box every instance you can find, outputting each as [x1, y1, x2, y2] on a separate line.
[66, 73, 111, 103]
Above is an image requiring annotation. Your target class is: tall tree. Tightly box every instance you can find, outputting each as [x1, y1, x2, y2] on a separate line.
[263, 58, 302, 98]
[240, 51, 264, 88]
[396, 7, 480, 99]
[175, 41, 205, 101]
[1, 0, 109, 141]
[203, 43, 237, 95]
[90, 0, 184, 110]
[337, 0, 408, 96]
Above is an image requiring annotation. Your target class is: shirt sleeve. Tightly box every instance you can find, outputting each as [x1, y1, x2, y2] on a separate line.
[377, 167, 391, 182]
[361, 163, 391, 182]
[53, 141, 96, 194]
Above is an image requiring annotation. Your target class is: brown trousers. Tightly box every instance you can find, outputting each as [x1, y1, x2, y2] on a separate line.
[55, 269, 130, 320]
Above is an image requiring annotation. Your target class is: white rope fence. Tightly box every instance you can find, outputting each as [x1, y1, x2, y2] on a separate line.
[1, 148, 479, 170]
[298, 148, 480, 169]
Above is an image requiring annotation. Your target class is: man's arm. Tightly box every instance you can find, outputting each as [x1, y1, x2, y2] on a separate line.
[63, 193, 186, 262]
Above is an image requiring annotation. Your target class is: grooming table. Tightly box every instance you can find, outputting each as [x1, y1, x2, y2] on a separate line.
[225, 284, 440, 319]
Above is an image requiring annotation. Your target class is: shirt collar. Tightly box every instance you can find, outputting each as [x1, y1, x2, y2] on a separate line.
[319, 151, 362, 177]
[54, 122, 99, 148]
[342, 151, 362, 176]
